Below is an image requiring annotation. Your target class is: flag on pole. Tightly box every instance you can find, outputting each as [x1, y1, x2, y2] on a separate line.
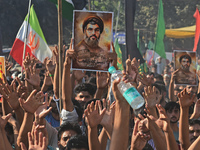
[10, 5, 52, 66]
[114, 38, 124, 71]
[49, 0, 87, 22]
[154, 0, 166, 59]
[193, 8, 200, 52]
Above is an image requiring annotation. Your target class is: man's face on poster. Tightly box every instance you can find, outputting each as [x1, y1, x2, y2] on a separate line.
[84, 23, 101, 47]
[181, 58, 190, 71]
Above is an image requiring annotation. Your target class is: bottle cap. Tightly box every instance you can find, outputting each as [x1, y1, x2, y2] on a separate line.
[108, 66, 116, 74]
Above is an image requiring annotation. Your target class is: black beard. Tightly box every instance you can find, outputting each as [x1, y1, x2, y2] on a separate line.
[85, 35, 99, 48]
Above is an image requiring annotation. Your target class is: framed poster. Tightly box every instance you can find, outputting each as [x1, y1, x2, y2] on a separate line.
[72, 10, 113, 71]
[174, 50, 197, 85]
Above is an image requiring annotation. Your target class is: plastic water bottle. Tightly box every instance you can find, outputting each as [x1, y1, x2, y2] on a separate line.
[108, 66, 145, 110]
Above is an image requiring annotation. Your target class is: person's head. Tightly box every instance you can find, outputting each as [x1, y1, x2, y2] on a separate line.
[158, 57, 162, 63]
[154, 74, 163, 82]
[152, 82, 166, 107]
[66, 135, 89, 150]
[163, 74, 170, 86]
[179, 54, 192, 71]
[165, 102, 180, 124]
[189, 119, 200, 143]
[74, 83, 97, 107]
[57, 122, 82, 150]
[82, 16, 104, 48]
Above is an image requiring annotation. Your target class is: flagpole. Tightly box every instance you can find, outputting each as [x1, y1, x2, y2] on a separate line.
[58, 0, 63, 113]
[115, 1, 120, 35]
[21, 0, 32, 77]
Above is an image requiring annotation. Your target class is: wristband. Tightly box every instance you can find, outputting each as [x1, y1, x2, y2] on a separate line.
[49, 74, 54, 77]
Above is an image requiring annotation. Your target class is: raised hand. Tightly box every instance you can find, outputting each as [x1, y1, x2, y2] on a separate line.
[35, 93, 52, 120]
[25, 64, 40, 88]
[154, 104, 171, 132]
[137, 73, 153, 86]
[0, 113, 12, 129]
[84, 100, 106, 128]
[190, 99, 200, 119]
[23, 53, 31, 70]
[100, 99, 115, 138]
[52, 45, 59, 65]
[142, 86, 162, 109]
[130, 119, 148, 150]
[20, 131, 46, 150]
[73, 70, 86, 82]
[108, 42, 118, 69]
[19, 90, 45, 114]
[45, 58, 55, 75]
[65, 39, 76, 66]
[16, 77, 29, 100]
[96, 72, 109, 89]
[125, 56, 138, 83]
[178, 88, 195, 108]
[43, 73, 52, 86]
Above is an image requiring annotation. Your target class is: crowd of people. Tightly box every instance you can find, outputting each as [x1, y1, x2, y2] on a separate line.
[1, 39, 200, 150]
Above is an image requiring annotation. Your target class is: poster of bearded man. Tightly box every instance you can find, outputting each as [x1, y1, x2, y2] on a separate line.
[72, 10, 113, 71]
[174, 50, 197, 85]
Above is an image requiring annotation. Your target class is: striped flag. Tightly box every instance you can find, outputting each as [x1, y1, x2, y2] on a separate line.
[10, 5, 52, 66]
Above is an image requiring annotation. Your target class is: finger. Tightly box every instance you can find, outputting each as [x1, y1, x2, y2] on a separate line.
[133, 119, 139, 136]
[44, 93, 49, 106]
[28, 132, 34, 146]
[112, 78, 121, 93]
[102, 98, 106, 109]
[3, 74, 8, 85]
[69, 38, 73, 50]
[39, 132, 43, 147]
[90, 102, 94, 112]
[111, 42, 116, 53]
[16, 77, 23, 86]
[39, 107, 52, 119]
[42, 137, 46, 149]
[34, 130, 39, 145]
[20, 142, 27, 150]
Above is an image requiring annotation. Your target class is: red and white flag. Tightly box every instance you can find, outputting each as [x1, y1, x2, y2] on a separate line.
[10, 5, 52, 66]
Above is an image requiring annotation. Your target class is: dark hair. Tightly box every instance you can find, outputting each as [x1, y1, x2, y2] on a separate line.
[152, 82, 166, 93]
[82, 16, 104, 34]
[164, 102, 180, 112]
[74, 83, 97, 97]
[179, 54, 191, 64]
[72, 99, 84, 122]
[189, 119, 200, 126]
[66, 135, 89, 150]
[86, 77, 96, 85]
[84, 99, 103, 110]
[57, 122, 82, 141]
[154, 74, 163, 81]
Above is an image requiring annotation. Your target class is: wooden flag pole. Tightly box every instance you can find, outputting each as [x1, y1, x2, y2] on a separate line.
[21, 0, 32, 77]
[58, 0, 63, 113]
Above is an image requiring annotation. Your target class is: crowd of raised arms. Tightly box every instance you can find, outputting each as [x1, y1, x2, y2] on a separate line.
[1, 39, 200, 150]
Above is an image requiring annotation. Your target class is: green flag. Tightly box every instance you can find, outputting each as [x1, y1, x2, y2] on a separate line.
[114, 38, 124, 71]
[154, 0, 166, 58]
[49, 0, 74, 21]
[137, 29, 141, 53]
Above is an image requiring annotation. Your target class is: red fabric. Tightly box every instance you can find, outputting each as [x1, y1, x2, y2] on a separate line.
[10, 38, 33, 66]
[193, 8, 200, 52]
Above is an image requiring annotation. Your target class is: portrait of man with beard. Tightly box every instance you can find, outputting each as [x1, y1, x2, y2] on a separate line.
[73, 11, 113, 71]
[174, 51, 197, 85]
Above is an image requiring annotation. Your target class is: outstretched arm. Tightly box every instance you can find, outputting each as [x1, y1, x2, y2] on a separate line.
[62, 39, 75, 112]
[178, 88, 195, 150]
[110, 78, 130, 150]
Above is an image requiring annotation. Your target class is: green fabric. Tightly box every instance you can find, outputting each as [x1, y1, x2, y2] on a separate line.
[154, 0, 166, 58]
[25, 5, 47, 43]
[49, 0, 74, 22]
[114, 38, 124, 71]
[137, 29, 141, 54]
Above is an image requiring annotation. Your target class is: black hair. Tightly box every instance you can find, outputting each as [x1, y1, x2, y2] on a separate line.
[154, 74, 163, 81]
[86, 77, 96, 85]
[189, 119, 200, 126]
[57, 122, 82, 141]
[152, 82, 166, 94]
[82, 16, 104, 34]
[179, 54, 192, 64]
[84, 99, 103, 110]
[66, 135, 89, 150]
[164, 102, 180, 112]
[74, 83, 97, 97]
[72, 99, 84, 122]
